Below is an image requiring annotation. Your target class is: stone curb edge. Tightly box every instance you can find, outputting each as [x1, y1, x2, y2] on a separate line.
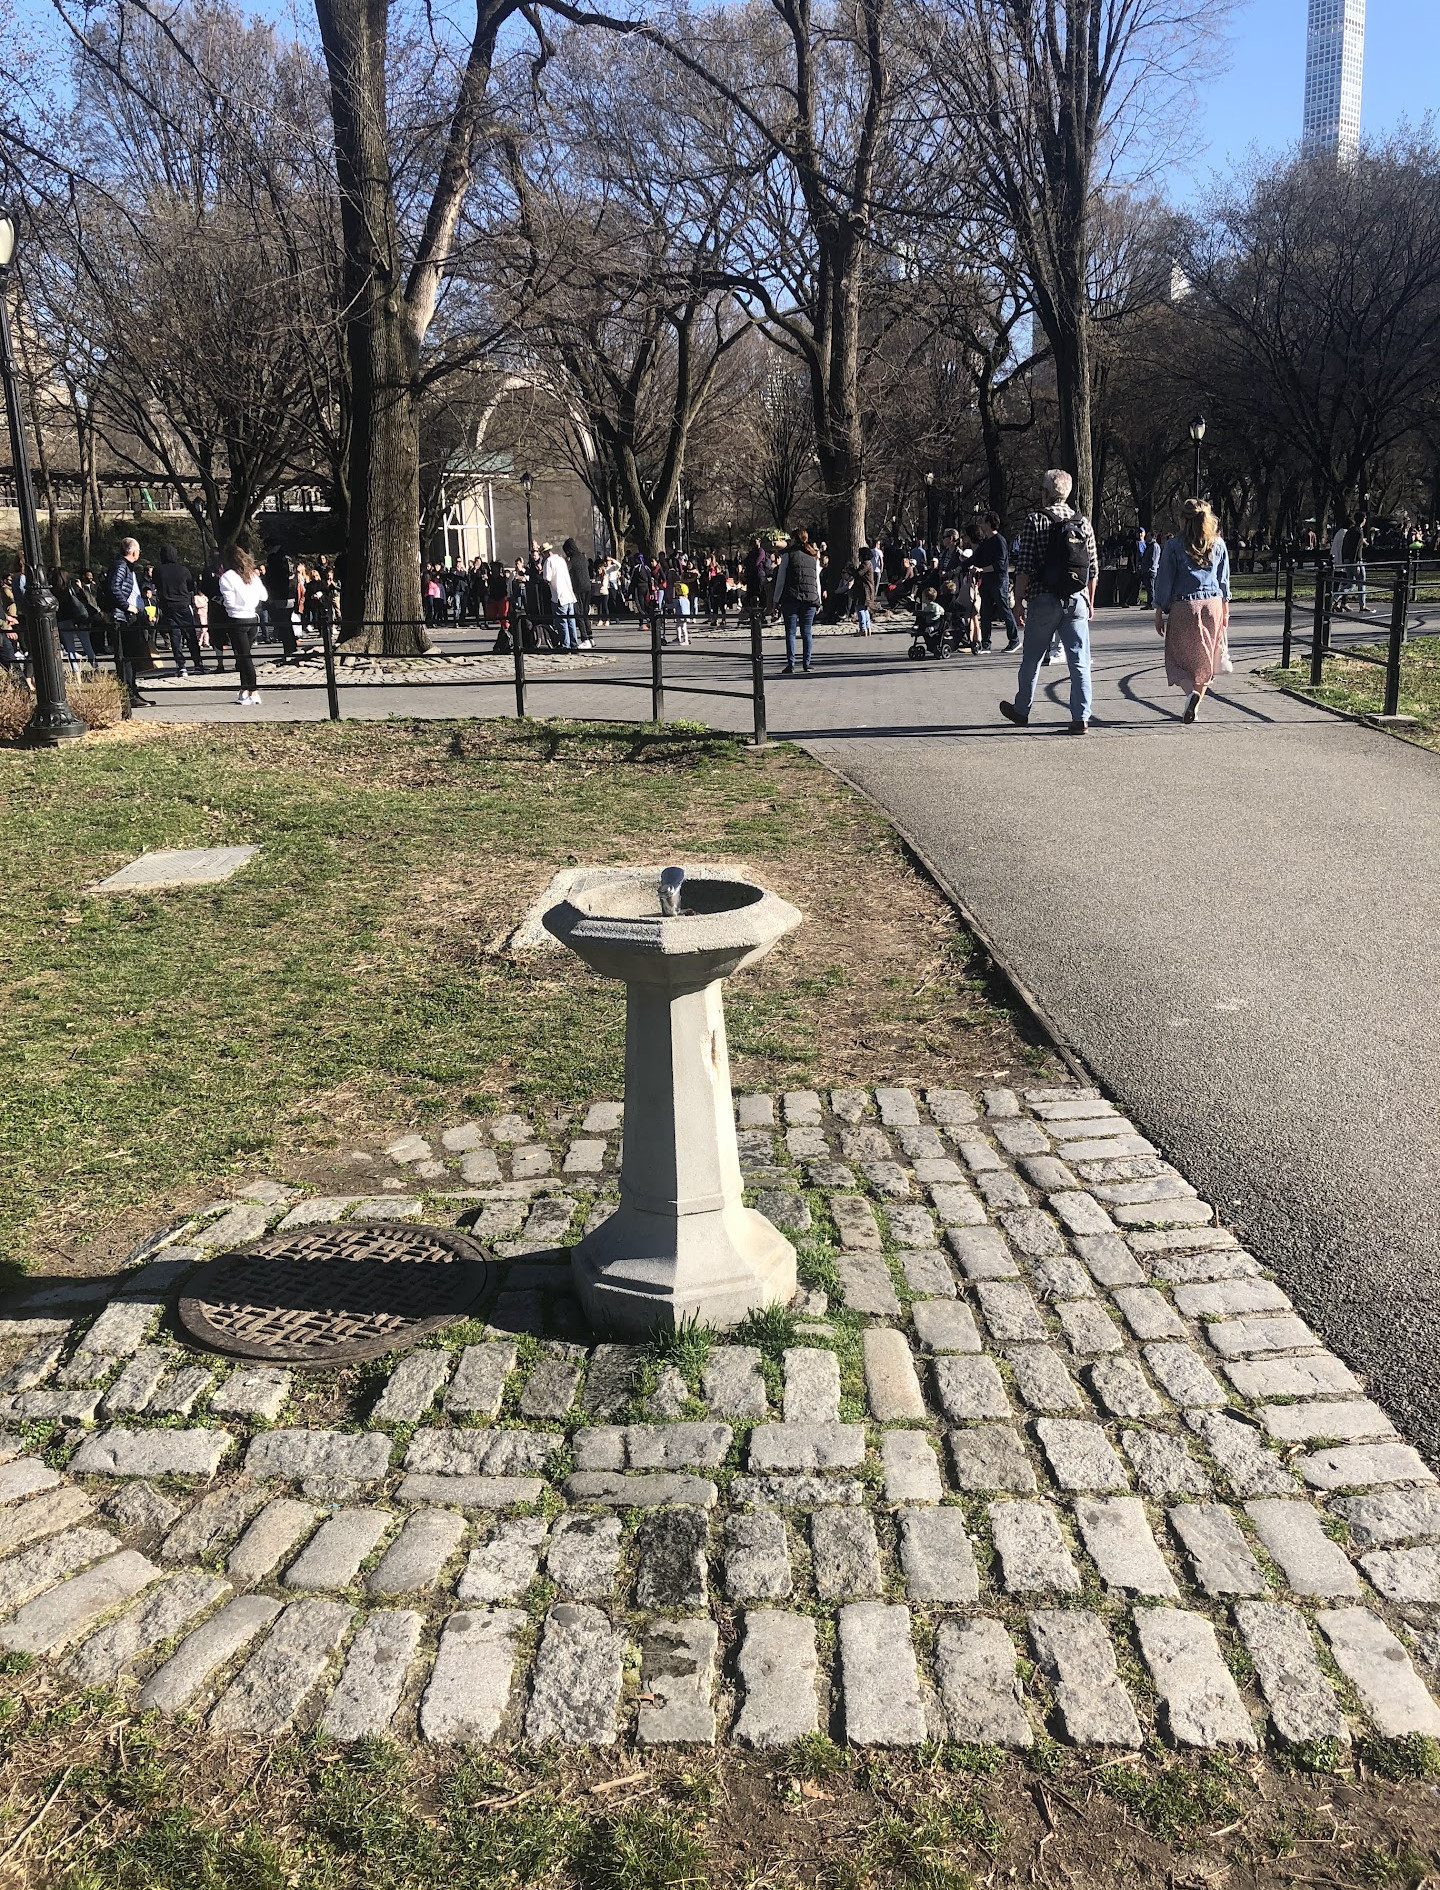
[1248, 667, 1437, 759]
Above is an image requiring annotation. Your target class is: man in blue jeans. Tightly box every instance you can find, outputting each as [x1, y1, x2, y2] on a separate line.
[999, 470, 1098, 734]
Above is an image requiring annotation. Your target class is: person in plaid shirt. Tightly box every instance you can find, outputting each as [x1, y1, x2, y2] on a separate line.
[1000, 469, 1099, 734]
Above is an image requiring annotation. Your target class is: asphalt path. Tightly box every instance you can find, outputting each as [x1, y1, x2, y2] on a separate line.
[134, 597, 1440, 1456]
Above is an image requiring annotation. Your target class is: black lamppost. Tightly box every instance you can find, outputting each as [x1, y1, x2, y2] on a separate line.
[519, 469, 535, 565]
[1189, 414, 1207, 502]
[0, 213, 84, 746]
[924, 469, 936, 548]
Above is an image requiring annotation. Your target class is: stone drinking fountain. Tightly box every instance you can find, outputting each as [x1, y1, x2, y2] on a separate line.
[544, 867, 802, 1334]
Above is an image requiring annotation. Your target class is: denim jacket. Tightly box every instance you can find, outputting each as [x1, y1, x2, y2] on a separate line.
[1155, 535, 1230, 612]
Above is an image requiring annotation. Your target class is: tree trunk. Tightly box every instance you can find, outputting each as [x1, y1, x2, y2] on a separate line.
[316, 0, 430, 656]
[86, 421, 102, 568]
[976, 370, 1009, 521]
[14, 321, 62, 571]
[1051, 316, 1094, 518]
[823, 479, 867, 569]
[78, 415, 92, 574]
[32, 418, 62, 573]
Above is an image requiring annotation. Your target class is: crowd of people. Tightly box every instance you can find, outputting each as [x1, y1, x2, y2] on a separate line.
[3, 502, 1436, 718]
[1, 537, 339, 706]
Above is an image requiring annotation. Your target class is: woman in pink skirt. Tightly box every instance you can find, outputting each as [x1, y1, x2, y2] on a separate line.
[1154, 499, 1231, 723]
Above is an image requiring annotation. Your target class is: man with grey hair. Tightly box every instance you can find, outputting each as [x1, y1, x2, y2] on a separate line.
[999, 468, 1099, 734]
[105, 535, 153, 707]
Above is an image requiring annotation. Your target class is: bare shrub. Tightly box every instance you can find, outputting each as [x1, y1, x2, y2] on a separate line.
[0, 670, 129, 739]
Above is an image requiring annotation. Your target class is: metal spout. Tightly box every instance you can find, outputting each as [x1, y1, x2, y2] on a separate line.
[659, 866, 686, 916]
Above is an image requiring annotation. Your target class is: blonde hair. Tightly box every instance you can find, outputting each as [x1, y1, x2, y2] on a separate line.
[1181, 499, 1219, 565]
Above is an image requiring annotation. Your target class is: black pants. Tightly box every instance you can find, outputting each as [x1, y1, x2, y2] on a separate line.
[226, 617, 258, 692]
[980, 585, 1019, 646]
[112, 615, 149, 701]
[162, 616, 204, 671]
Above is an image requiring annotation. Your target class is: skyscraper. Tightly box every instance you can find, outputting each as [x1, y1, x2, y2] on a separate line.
[1303, 0, 1365, 161]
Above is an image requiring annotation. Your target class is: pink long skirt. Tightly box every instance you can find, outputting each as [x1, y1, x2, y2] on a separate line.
[1165, 596, 1231, 693]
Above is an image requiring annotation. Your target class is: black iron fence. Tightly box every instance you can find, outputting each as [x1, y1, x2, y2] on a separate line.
[1279, 556, 1440, 715]
[266, 609, 772, 745]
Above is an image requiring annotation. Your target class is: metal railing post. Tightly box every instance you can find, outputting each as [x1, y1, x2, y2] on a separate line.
[650, 611, 665, 724]
[320, 613, 341, 721]
[1383, 569, 1409, 719]
[749, 604, 767, 747]
[512, 619, 527, 718]
[1309, 555, 1330, 687]
[1281, 558, 1295, 668]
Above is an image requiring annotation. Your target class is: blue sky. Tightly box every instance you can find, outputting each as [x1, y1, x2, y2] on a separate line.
[14, 0, 1439, 205]
[1164, 0, 1440, 199]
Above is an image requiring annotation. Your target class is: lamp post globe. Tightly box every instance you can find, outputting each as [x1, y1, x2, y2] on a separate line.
[1189, 414, 1207, 502]
[0, 211, 84, 745]
[519, 470, 535, 565]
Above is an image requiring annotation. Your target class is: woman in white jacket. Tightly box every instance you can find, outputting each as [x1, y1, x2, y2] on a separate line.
[218, 544, 268, 705]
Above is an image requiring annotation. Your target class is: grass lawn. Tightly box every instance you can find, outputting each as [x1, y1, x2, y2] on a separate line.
[0, 717, 1044, 1283]
[1260, 635, 1440, 753]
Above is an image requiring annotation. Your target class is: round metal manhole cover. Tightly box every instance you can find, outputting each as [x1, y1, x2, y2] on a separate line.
[177, 1221, 493, 1364]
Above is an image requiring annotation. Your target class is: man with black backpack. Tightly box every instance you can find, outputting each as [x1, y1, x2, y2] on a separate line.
[999, 469, 1099, 734]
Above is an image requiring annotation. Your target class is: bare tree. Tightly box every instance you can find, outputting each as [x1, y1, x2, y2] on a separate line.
[753, 366, 817, 529]
[22, 4, 346, 548]
[546, 0, 914, 570]
[1187, 139, 1440, 528]
[921, 0, 1226, 512]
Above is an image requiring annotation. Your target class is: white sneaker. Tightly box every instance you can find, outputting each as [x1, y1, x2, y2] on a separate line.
[249, 692, 262, 705]
[235, 692, 249, 705]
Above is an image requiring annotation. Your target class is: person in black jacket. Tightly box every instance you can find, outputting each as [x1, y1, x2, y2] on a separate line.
[54, 569, 100, 670]
[972, 512, 1019, 652]
[106, 537, 155, 706]
[263, 542, 295, 657]
[772, 526, 822, 675]
[154, 543, 205, 675]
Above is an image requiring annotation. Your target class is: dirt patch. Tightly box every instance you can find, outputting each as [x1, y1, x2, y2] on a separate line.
[1, 1667, 1437, 1889]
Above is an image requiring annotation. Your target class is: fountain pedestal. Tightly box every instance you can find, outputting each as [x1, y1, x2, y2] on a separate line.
[543, 872, 802, 1334]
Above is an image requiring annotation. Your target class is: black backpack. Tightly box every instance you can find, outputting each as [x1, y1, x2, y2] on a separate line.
[1041, 515, 1091, 597]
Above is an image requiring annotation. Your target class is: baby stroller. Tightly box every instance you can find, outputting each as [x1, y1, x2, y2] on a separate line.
[908, 595, 954, 660]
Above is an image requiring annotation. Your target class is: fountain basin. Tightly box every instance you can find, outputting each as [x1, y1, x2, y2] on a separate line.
[543, 869, 802, 1334]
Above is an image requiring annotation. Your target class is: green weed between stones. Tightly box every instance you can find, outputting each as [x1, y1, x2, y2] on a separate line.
[779, 1732, 852, 1783]
[1357, 1733, 1440, 1781]
[1099, 1753, 1244, 1842]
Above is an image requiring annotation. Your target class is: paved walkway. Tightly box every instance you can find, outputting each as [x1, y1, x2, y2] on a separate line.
[133, 601, 1440, 1459]
[2, 1082, 1437, 1748]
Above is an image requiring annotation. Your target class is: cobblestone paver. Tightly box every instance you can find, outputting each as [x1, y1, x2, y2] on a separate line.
[1, 1082, 1437, 1753]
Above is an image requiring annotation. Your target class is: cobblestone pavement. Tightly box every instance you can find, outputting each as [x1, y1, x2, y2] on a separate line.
[3, 1080, 1437, 1753]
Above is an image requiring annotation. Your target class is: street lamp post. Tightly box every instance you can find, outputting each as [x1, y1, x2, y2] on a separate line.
[0, 214, 84, 746]
[1189, 414, 1207, 503]
[924, 470, 936, 549]
[520, 469, 535, 565]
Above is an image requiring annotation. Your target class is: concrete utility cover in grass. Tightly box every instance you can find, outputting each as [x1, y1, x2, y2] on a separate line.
[88, 848, 259, 894]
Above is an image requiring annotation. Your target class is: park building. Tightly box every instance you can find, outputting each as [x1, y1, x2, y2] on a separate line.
[1302, 0, 1365, 162]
